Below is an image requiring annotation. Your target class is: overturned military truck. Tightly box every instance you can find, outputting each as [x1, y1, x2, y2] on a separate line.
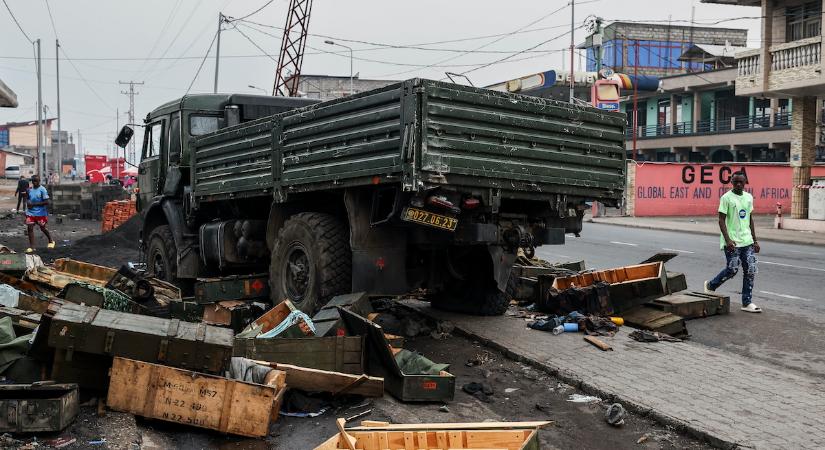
[116, 79, 626, 315]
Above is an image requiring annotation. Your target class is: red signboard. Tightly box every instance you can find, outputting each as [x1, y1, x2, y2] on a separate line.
[634, 163, 825, 216]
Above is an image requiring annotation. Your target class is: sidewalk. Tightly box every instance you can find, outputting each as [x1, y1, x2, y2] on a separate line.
[590, 214, 825, 246]
[407, 300, 825, 449]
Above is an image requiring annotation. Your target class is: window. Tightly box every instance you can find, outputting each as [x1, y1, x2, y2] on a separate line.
[787, 2, 822, 41]
[168, 113, 181, 164]
[189, 115, 220, 136]
[144, 122, 162, 159]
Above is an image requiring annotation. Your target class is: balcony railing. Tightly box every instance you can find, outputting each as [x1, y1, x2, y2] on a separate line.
[737, 37, 823, 79]
[625, 113, 791, 139]
[771, 37, 822, 71]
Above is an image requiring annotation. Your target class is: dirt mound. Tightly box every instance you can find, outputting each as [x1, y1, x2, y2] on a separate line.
[40, 215, 143, 267]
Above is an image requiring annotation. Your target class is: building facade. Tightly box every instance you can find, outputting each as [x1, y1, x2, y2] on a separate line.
[625, 67, 797, 163]
[704, 0, 825, 218]
[582, 21, 748, 77]
[295, 75, 397, 101]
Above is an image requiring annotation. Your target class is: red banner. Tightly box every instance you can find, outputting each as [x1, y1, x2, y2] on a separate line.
[633, 163, 825, 216]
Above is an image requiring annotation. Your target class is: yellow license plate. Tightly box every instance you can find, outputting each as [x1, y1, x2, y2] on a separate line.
[401, 207, 458, 231]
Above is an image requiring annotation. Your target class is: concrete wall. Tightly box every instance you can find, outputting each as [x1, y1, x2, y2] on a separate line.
[297, 76, 396, 101]
[8, 122, 52, 148]
[626, 162, 825, 216]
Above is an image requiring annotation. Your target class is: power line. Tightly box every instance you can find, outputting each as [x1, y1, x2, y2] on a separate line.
[231, 0, 281, 22]
[139, 0, 202, 80]
[2, 0, 33, 43]
[59, 45, 116, 111]
[460, 25, 584, 77]
[44, 0, 59, 39]
[237, 17, 571, 54]
[237, 23, 565, 70]
[133, 0, 183, 77]
[185, 30, 219, 95]
[230, 23, 279, 63]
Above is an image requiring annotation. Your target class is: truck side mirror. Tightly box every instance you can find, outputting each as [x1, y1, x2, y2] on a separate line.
[115, 126, 134, 148]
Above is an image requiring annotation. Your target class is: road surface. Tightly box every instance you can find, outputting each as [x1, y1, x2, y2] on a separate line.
[536, 223, 825, 378]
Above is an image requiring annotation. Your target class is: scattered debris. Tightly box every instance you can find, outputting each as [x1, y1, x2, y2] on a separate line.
[438, 404, 450, 413]
[628, 330, 683, 343]
[567, 394, 601, 403]
[605, 403, 626, 426]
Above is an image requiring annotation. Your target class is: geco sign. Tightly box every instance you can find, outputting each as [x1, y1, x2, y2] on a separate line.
[633, 163, 825, 216]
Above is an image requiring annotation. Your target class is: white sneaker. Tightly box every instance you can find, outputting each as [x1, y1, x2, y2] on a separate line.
[704, 280, 714, 293]
[741, 303, 762, 313]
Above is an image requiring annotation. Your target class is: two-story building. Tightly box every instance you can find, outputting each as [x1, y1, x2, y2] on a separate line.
[704, 0, 824, 218]
[624, 44, 798, 163]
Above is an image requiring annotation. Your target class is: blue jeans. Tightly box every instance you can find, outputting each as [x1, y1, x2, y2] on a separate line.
[708, 245, 757, 306]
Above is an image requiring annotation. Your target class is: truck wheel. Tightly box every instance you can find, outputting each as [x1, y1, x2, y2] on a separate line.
[145, 225, 177, 282]
[269, 213, 351, 314]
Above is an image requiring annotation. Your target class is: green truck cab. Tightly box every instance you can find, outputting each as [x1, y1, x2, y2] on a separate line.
[118, 79, 626, 315]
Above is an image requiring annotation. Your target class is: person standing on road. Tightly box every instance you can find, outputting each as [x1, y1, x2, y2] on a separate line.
[70, 167, 77, 181]
[705, 172, 761, 313]
[24, 175, 55, 253]
[14, 175, 29, 213]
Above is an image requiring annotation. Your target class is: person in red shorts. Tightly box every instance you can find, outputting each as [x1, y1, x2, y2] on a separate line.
[25, 175, 55, 253]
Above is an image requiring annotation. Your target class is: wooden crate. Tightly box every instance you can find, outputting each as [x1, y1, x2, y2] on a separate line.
[233, 335, 365, 374]
[107, 357, 283, 438]
[48, 303, 234, 373]
[314, 421, 549, 450]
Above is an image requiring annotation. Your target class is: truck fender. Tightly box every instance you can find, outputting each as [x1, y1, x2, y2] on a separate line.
[487, 245, 517, 292]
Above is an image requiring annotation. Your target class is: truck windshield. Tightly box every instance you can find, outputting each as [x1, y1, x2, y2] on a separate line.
[190, 115, 220, 136]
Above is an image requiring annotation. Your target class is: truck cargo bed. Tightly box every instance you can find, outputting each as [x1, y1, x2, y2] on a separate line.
[191, 79, 626, 204]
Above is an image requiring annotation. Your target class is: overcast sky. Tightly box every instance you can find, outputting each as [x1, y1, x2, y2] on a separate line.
[1, 0, 762, 157]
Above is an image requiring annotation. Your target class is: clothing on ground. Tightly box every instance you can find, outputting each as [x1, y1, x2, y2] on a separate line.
[718, 189, 753, 249]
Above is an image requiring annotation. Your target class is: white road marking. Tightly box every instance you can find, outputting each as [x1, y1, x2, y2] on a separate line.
[760, 260, 825, 273]
[662, 248, 695, 254]
[610, 241, 638, 247]
[787, 249, 822, 256]
[759, 291, 814, 302]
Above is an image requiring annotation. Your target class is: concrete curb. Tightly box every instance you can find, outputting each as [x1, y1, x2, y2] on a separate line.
[403, 303, 740, 450]
[589, 219, 825, 247]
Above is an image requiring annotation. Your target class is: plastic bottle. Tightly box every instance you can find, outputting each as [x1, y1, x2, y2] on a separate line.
[552, 325, 564, 335]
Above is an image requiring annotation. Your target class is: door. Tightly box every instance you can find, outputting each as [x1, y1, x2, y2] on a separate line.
[137, 120, 165, 210]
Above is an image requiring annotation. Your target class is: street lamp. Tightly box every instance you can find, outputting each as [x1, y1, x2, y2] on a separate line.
[248, 85, 267, 95]
[324, 40, 354, 96]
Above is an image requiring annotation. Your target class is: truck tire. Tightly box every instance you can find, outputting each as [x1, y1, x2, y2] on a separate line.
[145, 225, 177, 283]
[269, 213, 351, 314]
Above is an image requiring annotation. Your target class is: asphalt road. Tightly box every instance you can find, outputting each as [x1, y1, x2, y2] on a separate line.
[535, 223, 825, 378]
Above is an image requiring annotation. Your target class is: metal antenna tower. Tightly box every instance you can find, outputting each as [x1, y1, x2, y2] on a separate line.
[119, 80, 143, 164]
[273, 0, 313, 96]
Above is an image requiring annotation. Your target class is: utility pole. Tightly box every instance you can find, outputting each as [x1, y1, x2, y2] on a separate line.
[214, 13, 223, 93]
[569, 0, 575, 103]
[632, 41, 639, 161]
[594, 17, 604, 73]
[119, 80, 143, 165]
[36, 39, 43, 178]
[56, 39, 62, 180]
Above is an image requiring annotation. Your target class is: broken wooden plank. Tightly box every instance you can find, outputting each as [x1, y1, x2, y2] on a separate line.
[583, 335, 613, 351]
[252, 361, 384, 397]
